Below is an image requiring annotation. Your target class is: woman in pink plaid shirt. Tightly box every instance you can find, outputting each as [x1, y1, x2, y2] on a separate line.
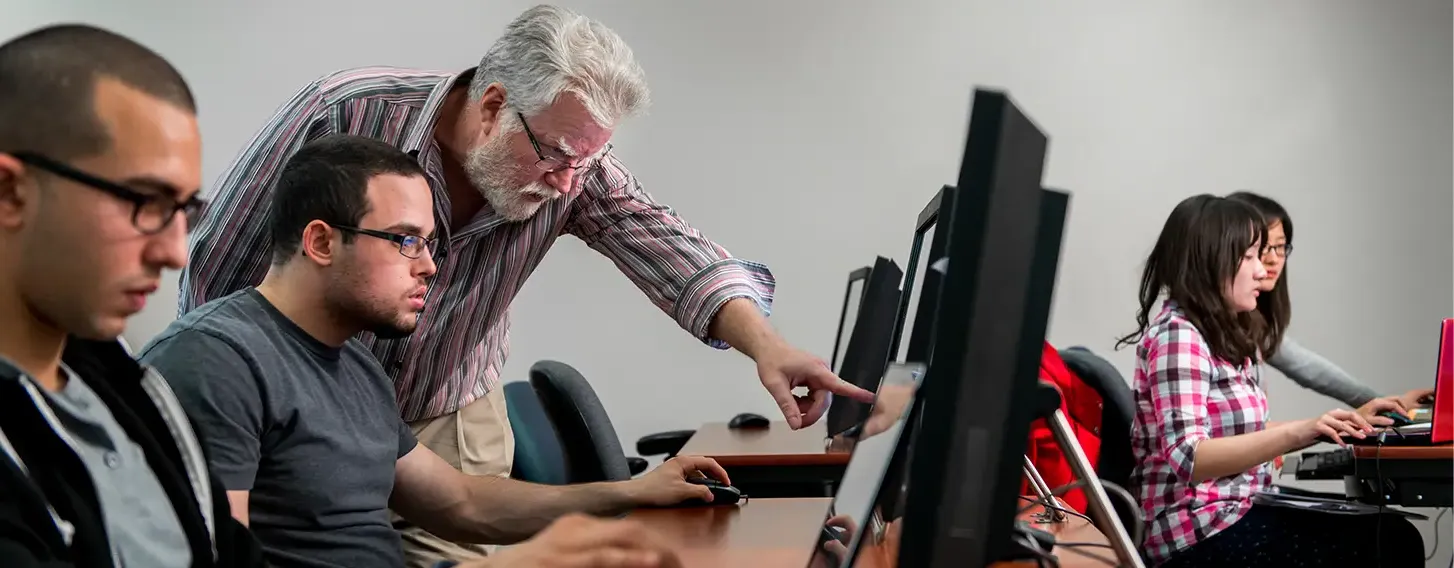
[1118, 194, 1424, 567]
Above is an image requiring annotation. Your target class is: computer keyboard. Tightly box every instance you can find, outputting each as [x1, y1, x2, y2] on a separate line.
[1295, 448, 1353, 480]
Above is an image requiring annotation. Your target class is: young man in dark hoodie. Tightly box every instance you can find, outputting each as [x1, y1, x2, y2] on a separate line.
[0, 24, 265, 567]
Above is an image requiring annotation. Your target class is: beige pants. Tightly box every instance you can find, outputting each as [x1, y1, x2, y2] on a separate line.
[394, 388, 515, 568]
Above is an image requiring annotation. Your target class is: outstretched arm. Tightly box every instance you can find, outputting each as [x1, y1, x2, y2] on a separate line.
[1266, 337, 1380, 408]
[568, 158, 872, 428]
[390, 444, 728, 544]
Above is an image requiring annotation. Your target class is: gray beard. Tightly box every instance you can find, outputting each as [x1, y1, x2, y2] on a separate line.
[462, 137, 556, 222]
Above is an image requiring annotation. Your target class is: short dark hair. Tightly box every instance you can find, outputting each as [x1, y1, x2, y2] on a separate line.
[1118, 194, 1269, 363]
[268, 134, 428, 264]
[0, 24, 196, 160]
[1227, 191, 1293, 358]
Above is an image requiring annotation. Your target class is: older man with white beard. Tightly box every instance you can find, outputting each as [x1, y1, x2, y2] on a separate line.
[182, 4, 873, 566]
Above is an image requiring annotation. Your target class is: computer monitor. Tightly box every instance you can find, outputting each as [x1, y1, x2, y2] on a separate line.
[898, 89, 1067, 567]
[831, 266, 873, 373]
[873, 186, 958, 523]
[1432, 318, 1453, 444]
[805, 361, 924, 568]
[825, 256, 904, 438]
[889, 185, 957, 366]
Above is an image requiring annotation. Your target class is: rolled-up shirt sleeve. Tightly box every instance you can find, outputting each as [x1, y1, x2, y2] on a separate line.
[567, 155, 775, 348]
[1143, 320, 1216, 482]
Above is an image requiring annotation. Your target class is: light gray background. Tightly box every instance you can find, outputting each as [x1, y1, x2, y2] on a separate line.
[7, 1, 1451, 564]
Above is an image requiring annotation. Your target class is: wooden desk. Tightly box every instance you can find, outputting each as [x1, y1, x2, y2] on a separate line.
[628, 498, 827, 568]
[1350, 444, 1454, 460]
[629, 498, 1114, 567]
[680, 422, 850, 498]
[1347, 443, 1452, 507]
[680, 421, 849, 467]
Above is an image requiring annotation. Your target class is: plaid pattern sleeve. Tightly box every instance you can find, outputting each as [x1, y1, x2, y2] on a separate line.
[566, 154, 775, 348]
[1130, 302, 1271, 565]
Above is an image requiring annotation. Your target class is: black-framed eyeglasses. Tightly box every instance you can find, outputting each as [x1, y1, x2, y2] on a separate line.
[11, 151, 206, 235]
[331, 225, 436, 260]
[1264, 244, 1294, 258]
[516, 112, 611, 175]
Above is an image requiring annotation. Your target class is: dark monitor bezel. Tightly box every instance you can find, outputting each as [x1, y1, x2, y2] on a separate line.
[826, 256, 904, 438]
[898, 88, 1063, 566]
[831, 265, 873, 373]
[887, 185, 957, 367]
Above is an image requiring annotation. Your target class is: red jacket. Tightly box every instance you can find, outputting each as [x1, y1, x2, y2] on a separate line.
[1022, 342, 1103, 513]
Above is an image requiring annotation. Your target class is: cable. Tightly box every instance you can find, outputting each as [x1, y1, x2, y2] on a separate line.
[1375, 437, 1384, 567]
[1011, 533, 1061, 568]
[1428, 508, 1449, 561]
[1018, 494, 1095, 525]
[1057, 542, 1115, 550]
[1018, 479, 1146, 547]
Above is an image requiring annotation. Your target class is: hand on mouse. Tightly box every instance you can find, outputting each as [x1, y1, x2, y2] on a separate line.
[1398, 388, 1437, 410]
[624, 455, 730, 507]
[754, 342, 875, 430]
[1356, 395, 1412, 419]
[463, 513, 682, 568]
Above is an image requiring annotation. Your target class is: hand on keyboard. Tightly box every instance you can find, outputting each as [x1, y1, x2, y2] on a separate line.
[1300, 408, 1382, 447]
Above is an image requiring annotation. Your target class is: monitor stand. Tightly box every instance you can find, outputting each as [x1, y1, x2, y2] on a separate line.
[1021, 381, 1147, 568]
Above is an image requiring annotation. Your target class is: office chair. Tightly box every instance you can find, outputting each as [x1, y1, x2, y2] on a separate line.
[527, 360, 692, 482]
[1060, 346, 1138, 539]
[502, 381, 570, 485]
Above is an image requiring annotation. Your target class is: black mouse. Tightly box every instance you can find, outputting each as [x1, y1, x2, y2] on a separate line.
[1379, 411, 1414, 427]
[676, 477, 742, 507]
[728, 412, 770, 429]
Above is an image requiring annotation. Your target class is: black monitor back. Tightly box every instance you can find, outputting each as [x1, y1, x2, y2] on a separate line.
[826, 256, 904, 438]
[898, 89, 1066, 567]
[831, 266, 873, 373]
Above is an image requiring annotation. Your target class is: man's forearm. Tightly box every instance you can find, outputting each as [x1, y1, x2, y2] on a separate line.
[452, 476, 640, 544]
[708, 297, 785, 359]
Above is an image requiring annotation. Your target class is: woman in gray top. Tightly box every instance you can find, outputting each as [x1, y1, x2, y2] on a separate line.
[1229, 192, 1434, 413]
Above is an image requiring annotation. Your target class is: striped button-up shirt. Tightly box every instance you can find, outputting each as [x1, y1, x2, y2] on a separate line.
[1129, 302, 1270, 565]
[182, 66, 775, 422]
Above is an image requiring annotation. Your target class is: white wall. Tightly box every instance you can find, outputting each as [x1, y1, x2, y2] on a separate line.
[7, 0, 1451, 562]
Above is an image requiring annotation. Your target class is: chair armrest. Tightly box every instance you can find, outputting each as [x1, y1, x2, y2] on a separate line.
[626, 457, 649, 476]
[635, 429, 696, 458]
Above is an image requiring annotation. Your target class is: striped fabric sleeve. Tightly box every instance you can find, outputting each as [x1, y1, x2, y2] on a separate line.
[179, 81, 332, 316]
[568, 155, 776, 349]
[1144, 318, 1215, 482]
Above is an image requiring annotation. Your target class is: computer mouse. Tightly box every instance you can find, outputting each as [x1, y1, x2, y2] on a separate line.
[1379, 411, 1414, 427]
[679, 476, 742, 506]
[728, 412, 770, 429]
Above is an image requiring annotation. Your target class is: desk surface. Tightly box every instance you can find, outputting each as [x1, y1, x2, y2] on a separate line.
[1351, 444, 1454, 460]
[679, 421, 851, 467]
[629, 498, 1112, 568]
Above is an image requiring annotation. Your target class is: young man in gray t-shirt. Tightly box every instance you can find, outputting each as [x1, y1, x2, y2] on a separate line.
[142, 134, 727, 568]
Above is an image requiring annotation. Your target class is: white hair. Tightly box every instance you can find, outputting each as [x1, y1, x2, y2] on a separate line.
[469, 4, 650, 128]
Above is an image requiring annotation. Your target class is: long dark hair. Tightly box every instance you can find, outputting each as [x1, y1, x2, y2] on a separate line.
[1226, 191, 1292, 359]
[1117, 194, 1268, 364]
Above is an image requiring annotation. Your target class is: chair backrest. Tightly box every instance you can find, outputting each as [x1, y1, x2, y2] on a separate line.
[502, 381, 570, 485]
[527, 360, 633, 482]
[1059, 346, 1135, 487]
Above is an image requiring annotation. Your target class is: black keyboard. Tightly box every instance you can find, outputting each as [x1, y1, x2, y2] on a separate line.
[1315, 425, 1436, 447]
[1295, 448, 1353, 480]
